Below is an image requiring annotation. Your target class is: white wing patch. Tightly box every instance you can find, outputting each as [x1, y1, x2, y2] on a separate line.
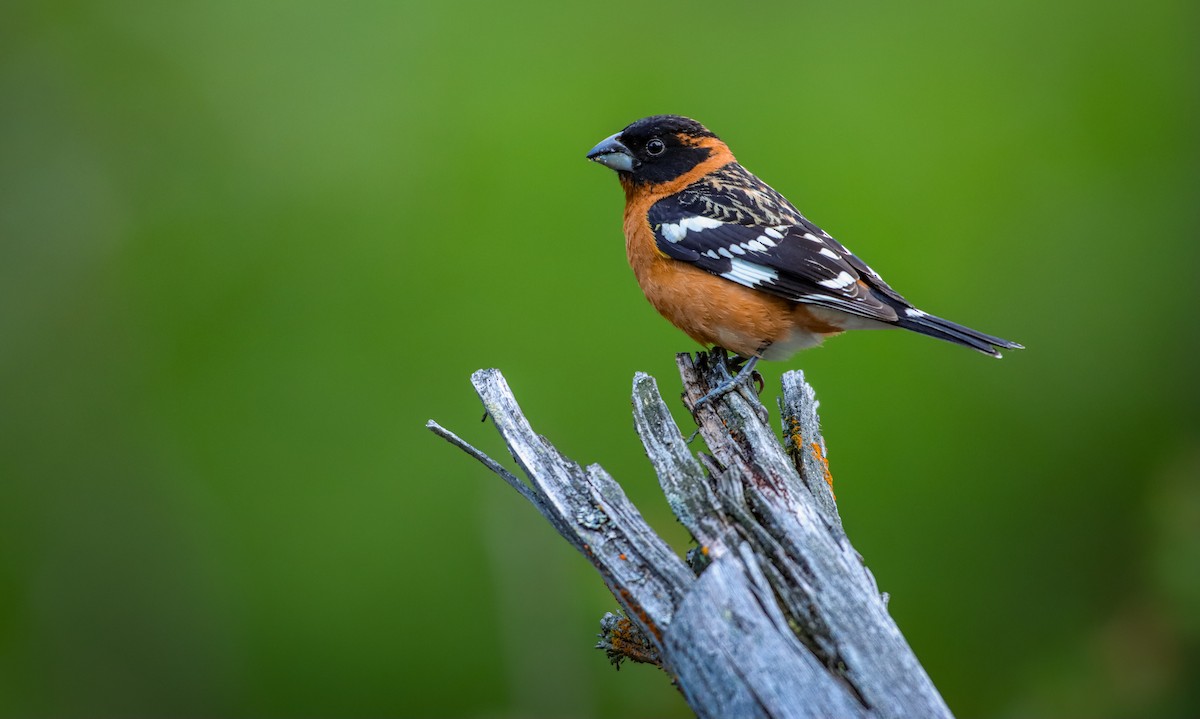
[660, 215, 724, 243]
[818, 247, 840, 259]
[721, 258, 779, 287]
[817, 271, 856, 290]
[803, 232, 825, 244]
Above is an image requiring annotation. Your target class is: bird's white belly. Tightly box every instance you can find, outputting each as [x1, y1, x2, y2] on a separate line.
[757, 327, 829, 360]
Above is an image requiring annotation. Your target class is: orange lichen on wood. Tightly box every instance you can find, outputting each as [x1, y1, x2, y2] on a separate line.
[785, 416, 804, 454]
[811, 441, 834, 498]
[619, 587, 662, 641]
[603, 615, 661, 668]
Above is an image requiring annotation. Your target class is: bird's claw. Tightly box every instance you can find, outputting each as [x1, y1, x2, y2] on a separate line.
[691, 355, 762, 413]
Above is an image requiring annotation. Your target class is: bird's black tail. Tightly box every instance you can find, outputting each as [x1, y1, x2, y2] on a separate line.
[895, 310, 1023, 358]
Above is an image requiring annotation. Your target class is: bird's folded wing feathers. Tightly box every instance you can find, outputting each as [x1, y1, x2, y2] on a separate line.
[648, 176, 910, 323]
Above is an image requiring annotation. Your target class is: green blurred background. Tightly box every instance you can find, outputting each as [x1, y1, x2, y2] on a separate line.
[2, 0, 1197, 716]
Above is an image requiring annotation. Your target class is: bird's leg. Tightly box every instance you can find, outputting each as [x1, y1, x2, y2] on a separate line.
[725, 355, 765, 394]
[692, 355, 761, 411]
[707, 346, 753, 380]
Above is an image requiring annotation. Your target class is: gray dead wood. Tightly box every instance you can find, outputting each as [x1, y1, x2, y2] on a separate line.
[427, 352, 953, 719]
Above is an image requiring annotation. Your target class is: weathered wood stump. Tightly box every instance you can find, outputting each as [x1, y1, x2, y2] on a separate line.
[428, 351, 952, 719]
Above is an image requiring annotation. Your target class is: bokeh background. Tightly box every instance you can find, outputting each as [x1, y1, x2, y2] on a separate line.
[2, 0, 1198, 716]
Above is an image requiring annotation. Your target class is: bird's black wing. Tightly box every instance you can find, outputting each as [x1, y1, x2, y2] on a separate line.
[648, 163, 910, 323]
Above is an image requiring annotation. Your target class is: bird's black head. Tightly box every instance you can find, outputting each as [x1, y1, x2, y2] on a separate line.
[587, 115, 727, 187]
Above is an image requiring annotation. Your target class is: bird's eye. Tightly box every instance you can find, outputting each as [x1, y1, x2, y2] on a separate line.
[646, 138, 666, 156]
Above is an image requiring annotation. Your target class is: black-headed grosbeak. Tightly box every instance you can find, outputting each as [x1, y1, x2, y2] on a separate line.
[587, 115, 1021, 404]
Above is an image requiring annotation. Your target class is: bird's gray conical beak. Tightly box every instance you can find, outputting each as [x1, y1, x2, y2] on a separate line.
[586, 133, 635, 172]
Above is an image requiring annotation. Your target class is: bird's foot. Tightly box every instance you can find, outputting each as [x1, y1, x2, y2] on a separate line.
[692, 355, 761, 412]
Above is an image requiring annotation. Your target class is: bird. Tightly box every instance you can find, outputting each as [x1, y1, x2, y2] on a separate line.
[586, 114, 1022, 407]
